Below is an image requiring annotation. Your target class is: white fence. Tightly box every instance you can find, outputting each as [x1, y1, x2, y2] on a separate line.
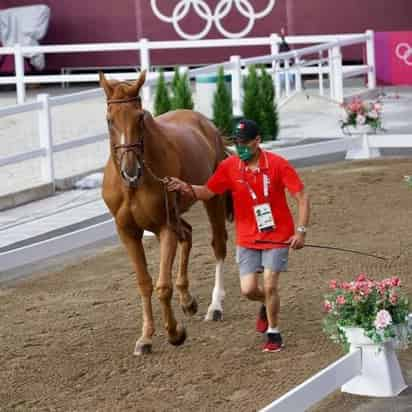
[0, 31, 376, 105]
[2, 132, 411, 274]
[0, 31, 376, 195]
[261, 350, 362, 412]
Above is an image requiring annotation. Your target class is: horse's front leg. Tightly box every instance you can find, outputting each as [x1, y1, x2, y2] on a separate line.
[157, 226, 187, 346]
[117, 224, 154, 355]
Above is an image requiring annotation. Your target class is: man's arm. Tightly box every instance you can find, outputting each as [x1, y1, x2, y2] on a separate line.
[288, 190, 310, 249]
[167, 177, 216, 201]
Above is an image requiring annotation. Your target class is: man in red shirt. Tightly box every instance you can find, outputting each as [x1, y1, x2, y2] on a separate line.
[167, 119, 310, 352]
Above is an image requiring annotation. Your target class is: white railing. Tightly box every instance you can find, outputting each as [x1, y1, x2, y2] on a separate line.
[2, 133, 410, 276]
[0, 31, 376, 194]
[0, 219, 116, 274]
[0, 91, 107, 191]
[0, 31, 376, 105]
[261, 350, 362, 412]
[0, 137, 356, 276]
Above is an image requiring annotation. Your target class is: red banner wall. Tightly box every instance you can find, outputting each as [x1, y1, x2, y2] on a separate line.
[1, 1, 412, 72]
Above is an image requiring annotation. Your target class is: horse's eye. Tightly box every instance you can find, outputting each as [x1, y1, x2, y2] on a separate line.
[107, 118, 113, 129]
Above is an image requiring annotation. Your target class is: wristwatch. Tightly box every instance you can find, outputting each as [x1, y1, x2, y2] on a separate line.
[296, 225, 307, 234]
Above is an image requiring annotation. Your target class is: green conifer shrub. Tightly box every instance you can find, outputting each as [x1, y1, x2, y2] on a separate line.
[172, 72, 194, 110]
[170, 67, 181, 109]
[154, 69, 171, 116]
[242, 65, 262, 126]
[212, 66, 233, 136]
[259, 67, 279, 141]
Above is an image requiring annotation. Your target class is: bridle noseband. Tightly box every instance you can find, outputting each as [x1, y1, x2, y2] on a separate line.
[106, 96, 145, 178]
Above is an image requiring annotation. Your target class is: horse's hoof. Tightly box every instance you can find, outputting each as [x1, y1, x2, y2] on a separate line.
[168, 325, 187, 346]
[205, 308, 223, 321]
[182, 297, 198, 316]
[134, 343, 152, 356]
[212, 310, 223, 321]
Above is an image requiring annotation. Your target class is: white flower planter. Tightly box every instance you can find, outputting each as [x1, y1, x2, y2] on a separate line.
[393, 324, 410, 351]
[345, 132, 381, 160]
[341, 327, 407, 397]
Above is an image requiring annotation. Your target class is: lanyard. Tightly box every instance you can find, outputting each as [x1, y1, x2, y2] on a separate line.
[238, 151, 270, 202]
[242, 171, 270, 202]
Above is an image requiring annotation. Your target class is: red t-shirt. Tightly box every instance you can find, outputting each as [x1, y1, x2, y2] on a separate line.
[207, 150, 304, 249]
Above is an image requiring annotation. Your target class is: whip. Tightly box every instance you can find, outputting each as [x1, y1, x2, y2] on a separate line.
[255, 240, 387, 261]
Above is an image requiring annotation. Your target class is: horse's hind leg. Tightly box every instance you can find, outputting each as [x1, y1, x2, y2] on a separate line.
[203, 196, 228, 321]
[175, 219, 198, 316]
[156, 226, 187, 346]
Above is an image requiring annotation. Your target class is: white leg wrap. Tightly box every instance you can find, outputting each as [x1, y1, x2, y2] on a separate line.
[205, 260, 225, 320]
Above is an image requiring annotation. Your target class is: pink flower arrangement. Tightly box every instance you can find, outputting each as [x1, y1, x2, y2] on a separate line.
[323, 273, 410, 346]
[340, 98, 383, 133]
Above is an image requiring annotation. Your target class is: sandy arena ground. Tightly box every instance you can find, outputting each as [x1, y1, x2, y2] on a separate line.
[1, 158, 412, 411]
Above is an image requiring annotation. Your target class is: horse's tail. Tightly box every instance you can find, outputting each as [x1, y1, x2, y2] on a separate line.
[225, 191, 234, 223]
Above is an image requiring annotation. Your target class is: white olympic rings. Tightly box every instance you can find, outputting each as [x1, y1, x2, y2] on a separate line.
[395, 43, 412, 66]
[150, 0, 276, 40]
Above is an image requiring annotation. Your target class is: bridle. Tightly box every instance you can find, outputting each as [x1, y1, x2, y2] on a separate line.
[107, 96, 145, 173]
[105, 95, 185, 238]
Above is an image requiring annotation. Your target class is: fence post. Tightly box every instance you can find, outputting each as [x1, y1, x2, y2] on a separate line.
[37, 94, 55, 191]
[230, 55, 242, 117]
[365, 30, 376, 90]
[328, 48, 335, 100]
[284, 58, 291, 97]
[294, 53, 302, 92]
[14, 44, 26, 104]
[332, 45, 343, 103]
[270, 33, 281, 101]
[318, 51, 324, 96]
[139, 38, 151, 105]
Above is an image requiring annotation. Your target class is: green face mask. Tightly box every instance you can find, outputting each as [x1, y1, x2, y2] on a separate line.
[236, 144, 254, 161]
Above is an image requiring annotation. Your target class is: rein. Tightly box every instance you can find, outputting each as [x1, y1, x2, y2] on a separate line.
[255, 240, 387, 260]
[106, 96, 183, 239]
[145, 164, 183, 239]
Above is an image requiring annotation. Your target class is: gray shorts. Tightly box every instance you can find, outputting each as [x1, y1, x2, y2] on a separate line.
[236, 246, 289, 276]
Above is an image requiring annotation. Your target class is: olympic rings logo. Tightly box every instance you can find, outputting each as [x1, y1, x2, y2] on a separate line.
[395, 43, 412, 66]
[150, 0, 276, 40]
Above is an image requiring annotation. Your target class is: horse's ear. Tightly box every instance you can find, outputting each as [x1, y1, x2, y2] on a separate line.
[128, 70, 147, 96]
[99, 72, 113, 98]
[137, 69, 147, 89]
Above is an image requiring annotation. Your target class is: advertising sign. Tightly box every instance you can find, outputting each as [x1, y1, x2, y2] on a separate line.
[375, 32, 412, 85]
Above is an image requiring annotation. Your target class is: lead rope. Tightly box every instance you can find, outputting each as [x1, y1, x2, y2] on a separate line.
[144, 162, 183, 240]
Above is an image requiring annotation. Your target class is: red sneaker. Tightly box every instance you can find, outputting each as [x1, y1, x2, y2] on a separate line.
[262, 333, 283, 353]
[256, 304, 268, 333]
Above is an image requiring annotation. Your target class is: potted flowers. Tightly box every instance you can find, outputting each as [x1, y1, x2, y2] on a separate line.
[323, 273, 410, 349]
[323, 273, 410, 396]
[340, 98, 384, 134]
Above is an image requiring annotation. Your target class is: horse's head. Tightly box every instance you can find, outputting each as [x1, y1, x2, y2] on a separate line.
[100, 71, 147, 188]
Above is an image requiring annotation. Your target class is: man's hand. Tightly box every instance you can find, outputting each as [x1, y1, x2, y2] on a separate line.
[167, 177, 187, 192]
[288, 233, 305, 249]
[166, 177, 196, 199]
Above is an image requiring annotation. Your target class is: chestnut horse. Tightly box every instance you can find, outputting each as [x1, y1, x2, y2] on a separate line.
[100, 71, 228, 355]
